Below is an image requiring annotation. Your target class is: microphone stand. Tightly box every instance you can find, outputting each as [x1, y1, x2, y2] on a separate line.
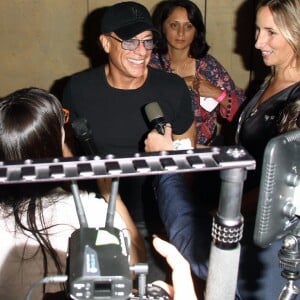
[205, 167, 246, 300]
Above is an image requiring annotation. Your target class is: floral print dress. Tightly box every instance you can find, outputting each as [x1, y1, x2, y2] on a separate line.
[150, 53, 245, 145]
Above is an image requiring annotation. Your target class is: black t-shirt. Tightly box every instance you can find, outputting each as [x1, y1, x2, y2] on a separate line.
[62, 66, 194, 225]
[62, 66, 193, 156]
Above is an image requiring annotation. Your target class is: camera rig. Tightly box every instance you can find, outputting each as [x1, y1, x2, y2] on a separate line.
[0, 146, 255, 300]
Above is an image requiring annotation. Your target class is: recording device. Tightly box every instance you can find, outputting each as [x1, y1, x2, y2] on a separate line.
[254, 130, 300, 300]
[254, 130, 300, 248]
[67, 227, 132, 299]
[66, 225, 171, 299]
[15, 147, 254, 299]
[66, 183, 134, 299]
[144, 102, 167, 135]
[68, 118, 171, 299]
[68, 118, 132, 299]
[71, 117, 117, 228]
[71, 118, 98, 155]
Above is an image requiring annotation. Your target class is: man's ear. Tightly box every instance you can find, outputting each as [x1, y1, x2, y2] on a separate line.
[99, 34, 110, 53]
[61, 127, 73, 157]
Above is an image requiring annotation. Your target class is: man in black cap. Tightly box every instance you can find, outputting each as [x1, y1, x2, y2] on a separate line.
[62, 1, 196, 282]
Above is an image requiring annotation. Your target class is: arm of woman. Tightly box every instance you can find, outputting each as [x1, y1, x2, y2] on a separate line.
[152, 236, 198, 300]
[97, 178, 147, 266]
[191, 55, 246, 122]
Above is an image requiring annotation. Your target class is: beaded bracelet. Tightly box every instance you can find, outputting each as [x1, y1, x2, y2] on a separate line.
[225, 93, 233, 118]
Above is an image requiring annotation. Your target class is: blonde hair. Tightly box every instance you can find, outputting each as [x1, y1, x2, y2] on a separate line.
[258, 0, 300, 67]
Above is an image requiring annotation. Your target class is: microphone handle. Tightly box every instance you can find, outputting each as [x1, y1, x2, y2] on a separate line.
[151, 117, 167, 135]
[78, 137, 98, 156]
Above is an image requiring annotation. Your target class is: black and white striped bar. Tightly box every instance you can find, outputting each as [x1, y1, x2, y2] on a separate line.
[0, 146, 255, 184]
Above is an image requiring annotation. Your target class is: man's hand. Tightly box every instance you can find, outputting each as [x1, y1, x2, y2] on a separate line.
[144, 124, 174, 152]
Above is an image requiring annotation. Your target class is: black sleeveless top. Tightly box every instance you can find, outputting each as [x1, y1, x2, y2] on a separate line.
[236, 81, 300, 189]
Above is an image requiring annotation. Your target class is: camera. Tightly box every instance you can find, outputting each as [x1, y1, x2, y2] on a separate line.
[67, 227, 170, 300]
[67, 227, 132, 300]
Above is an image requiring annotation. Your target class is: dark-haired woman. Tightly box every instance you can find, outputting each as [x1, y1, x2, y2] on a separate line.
[0, 88, 145, 300]
[149, 0, 245, 146]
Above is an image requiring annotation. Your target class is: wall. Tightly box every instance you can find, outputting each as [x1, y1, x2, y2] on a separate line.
[0, 0, 265, 98]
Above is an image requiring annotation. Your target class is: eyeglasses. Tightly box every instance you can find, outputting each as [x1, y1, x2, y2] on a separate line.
[108, 35, 155, 51]
[62, 108, 70, 124]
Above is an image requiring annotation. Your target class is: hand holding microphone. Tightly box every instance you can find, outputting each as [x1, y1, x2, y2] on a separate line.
[144, 123, 174, 152]
[144, 102, 193, 152]
[144, 101, 173, 152]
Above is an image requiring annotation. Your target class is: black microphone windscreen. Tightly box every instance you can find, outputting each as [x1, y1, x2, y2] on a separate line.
[144, 102, 167, 135]
[71, 118, 92, 141]
[71, 118, 98, 155]
[144, 102, 164, 122]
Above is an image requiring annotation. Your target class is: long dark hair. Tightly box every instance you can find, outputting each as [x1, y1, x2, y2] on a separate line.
[0, 88, 67, 290]
[152, 0, 210, 58]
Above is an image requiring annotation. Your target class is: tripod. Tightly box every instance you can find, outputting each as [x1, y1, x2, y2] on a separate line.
[279, 221, 300, 300]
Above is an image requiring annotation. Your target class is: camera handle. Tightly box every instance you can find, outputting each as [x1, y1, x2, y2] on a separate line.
[130, 263, 148, 297]
[129, 263, 171, 300]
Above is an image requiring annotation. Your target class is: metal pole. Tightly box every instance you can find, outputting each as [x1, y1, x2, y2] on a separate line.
[205, 167, 247, 300]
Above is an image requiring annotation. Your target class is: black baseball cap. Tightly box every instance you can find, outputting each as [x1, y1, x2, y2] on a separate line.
[101, 1, 159, 40]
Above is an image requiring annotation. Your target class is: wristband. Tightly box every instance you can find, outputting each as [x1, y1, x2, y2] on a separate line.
[173, 138, 193, 150]
[216, 88, 227, 103]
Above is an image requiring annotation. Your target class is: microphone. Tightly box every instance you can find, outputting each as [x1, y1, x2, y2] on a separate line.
[71, 118, 98, 156]
[68, 120, 132, 300]
[144, 102, 167, 135]
[71, 117, 118, 228]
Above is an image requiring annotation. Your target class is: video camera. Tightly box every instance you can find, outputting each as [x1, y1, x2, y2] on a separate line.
[67, 225, 171, 300]
[67, 227, 132, 299]
[10, 147, 254, 299]
[254, 130, 300, 299]
[67, 177, 171, 300]
[254, 130, 300, 248]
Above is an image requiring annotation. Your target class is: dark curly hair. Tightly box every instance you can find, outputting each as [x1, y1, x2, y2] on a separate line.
[152, 0, 210, 58]
[278, 99, 300, 133]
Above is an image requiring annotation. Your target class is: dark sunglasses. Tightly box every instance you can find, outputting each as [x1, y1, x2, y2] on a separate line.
[108, 35, 155, 51]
